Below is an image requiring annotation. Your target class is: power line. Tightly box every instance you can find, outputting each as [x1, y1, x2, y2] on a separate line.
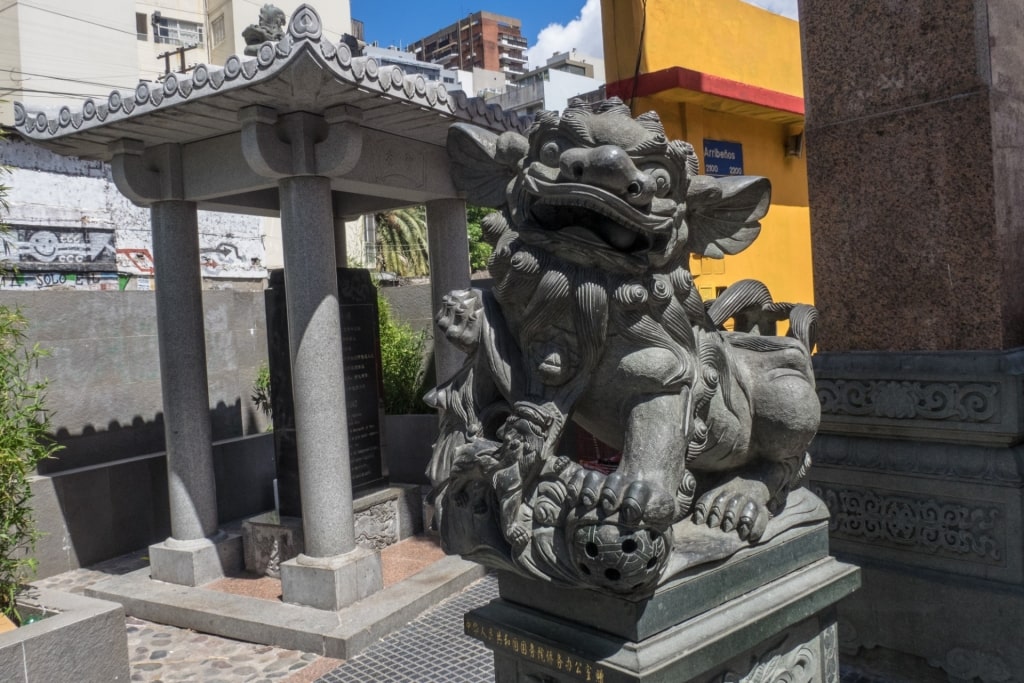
[5, 68, 141, 92]
[12, 1, 139, 39]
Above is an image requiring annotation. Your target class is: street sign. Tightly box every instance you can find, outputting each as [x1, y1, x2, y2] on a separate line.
[703, 139, 744, 177]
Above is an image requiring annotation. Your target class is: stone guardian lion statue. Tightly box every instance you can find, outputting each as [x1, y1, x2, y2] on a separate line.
[427, 97, 823, 594]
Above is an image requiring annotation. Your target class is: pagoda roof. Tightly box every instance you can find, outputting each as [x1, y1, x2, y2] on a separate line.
[12, 4, 529, 161]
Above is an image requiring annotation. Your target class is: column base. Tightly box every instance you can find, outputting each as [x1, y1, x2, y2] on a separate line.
[149, 532, 242, 587]
[280, 546, 383, 611]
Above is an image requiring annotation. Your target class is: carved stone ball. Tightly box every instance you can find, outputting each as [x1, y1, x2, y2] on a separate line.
[571, 522, 669, 592]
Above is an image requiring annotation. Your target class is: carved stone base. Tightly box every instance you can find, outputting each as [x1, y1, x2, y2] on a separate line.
[466, 530, 859, 682]
[812, 348, 1024, 681]
[241, 485, 423, 577]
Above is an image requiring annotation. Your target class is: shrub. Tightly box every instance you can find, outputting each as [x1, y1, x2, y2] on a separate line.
[251, 362, 272, 419]
[377, 290, 431, 415]
[0, 308, 59, 620]
[467, 205, 495, 272]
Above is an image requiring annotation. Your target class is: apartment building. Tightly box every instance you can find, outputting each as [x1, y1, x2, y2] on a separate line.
[408, 11, 527, 79]
[486, 49, 604, 116]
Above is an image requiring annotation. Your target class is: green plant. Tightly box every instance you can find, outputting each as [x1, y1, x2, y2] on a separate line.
[0, 308, 59, 621]
[376, 289, 431, 414]
[467, 205, 495, 272]
[251, 362, 272, 419]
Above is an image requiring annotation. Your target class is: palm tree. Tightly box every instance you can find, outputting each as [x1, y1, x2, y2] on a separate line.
[374, 206, 430, 277]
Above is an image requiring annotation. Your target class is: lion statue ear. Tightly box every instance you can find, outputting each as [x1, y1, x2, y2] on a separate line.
[685, 175, 772, 259]
[447, 123, 528, 208]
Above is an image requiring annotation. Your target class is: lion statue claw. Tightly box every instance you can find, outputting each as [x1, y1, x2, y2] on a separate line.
[427, 98, 821, 593]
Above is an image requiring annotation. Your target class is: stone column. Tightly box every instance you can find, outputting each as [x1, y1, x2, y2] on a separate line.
[110, 141, 240, 586]
[426, 198, 471, 383]
[240, 105, 382, 610]
[278, 175, 355, 557]
[800, 1, 1024, 677]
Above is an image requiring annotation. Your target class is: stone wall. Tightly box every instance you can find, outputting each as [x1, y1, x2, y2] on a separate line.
[4, 290, 270, 473]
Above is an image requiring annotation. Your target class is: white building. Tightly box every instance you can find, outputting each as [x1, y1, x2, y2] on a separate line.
[0, 0, 357, 289]
[486, 49, 604, 116]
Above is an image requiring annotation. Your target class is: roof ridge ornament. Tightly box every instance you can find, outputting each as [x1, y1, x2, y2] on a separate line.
[288, 5, 322, 42]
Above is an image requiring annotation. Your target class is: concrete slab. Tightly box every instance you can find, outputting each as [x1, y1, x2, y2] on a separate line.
[86, 554, 486, 659]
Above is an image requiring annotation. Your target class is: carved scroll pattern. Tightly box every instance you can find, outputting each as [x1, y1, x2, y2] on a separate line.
[354, 501, 397, 550]
[714, 636, 819, 683]
[822, 622, 838, 683]
[817, 380, 999, 422]
[812, 484, 1003, 563]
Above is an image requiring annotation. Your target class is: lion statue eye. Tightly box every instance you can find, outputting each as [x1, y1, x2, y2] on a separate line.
[648, 168, 672, 197]
[540, 141, 561, 167]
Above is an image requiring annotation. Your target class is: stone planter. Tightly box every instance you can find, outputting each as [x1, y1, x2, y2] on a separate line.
[0, 587, 130, 682]
[382, 414, 438, 485]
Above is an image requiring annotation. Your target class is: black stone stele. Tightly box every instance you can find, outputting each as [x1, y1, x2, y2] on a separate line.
[266, 267, 386, 516]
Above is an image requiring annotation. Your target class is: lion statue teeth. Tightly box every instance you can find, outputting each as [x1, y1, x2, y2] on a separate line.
[427, 97, 823, 594]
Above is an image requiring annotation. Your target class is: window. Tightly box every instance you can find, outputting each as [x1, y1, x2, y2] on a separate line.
[135, 12, 148, 40]
[153, 14, 204, 46]
[211, 14, 225, 46]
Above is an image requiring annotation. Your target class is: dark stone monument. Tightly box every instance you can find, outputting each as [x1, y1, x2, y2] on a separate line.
[266, 267, 386, 518]
[428, 98, 859, 680]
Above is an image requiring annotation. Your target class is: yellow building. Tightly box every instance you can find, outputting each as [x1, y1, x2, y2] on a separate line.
[601, 0, 811, 307]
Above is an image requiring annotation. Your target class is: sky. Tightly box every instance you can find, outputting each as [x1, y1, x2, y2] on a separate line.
[350, 0, 799, 69]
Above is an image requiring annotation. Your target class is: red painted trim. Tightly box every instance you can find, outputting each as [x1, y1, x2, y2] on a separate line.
[607, 66, 804, 116]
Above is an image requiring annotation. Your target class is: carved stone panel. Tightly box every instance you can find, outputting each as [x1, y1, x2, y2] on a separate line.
[813, 350, 1024, 446]
[813, 483, 1004, 564]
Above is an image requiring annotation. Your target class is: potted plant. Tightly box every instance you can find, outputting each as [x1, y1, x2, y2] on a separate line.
[377, 289, 437, 484]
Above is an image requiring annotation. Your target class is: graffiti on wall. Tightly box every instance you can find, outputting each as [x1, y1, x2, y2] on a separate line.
[1, 225, 116, 269]
[0, 271, 122, 291]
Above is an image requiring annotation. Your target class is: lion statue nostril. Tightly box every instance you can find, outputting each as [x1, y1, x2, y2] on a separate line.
[627, 181, 642, 195]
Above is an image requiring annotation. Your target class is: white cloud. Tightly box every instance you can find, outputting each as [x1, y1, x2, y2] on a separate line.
[740, 0, 799, 20]
[522, 0, 796, 77]
[526, 0, 604, 70]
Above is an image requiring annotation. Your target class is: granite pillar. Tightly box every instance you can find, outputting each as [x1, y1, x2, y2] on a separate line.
[109, 142, 239, 587]
[275, 174, 382, 610]
[800, 0, 1024, 678]
[278, 175, 354, 558]
[426, 198, 471, 384]
[238, 105, 381, 610]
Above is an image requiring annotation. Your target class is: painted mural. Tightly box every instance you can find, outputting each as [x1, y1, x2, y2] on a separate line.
[0, 137, 267, 290]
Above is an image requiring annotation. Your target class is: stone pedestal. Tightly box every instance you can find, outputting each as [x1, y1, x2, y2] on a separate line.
[280, 547, 382, 612]
[149, 533, 242, 587]
[466, 523, 859, 682]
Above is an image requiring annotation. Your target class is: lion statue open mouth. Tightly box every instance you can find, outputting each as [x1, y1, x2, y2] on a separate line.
[426, 97, 823, 594]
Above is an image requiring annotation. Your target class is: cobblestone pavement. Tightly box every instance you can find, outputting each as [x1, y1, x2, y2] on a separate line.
[30, 550, 341, 683]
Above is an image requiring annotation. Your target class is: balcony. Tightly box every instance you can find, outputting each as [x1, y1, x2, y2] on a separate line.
[499, 35, 528, 48]
[500, 52, 527, 64]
